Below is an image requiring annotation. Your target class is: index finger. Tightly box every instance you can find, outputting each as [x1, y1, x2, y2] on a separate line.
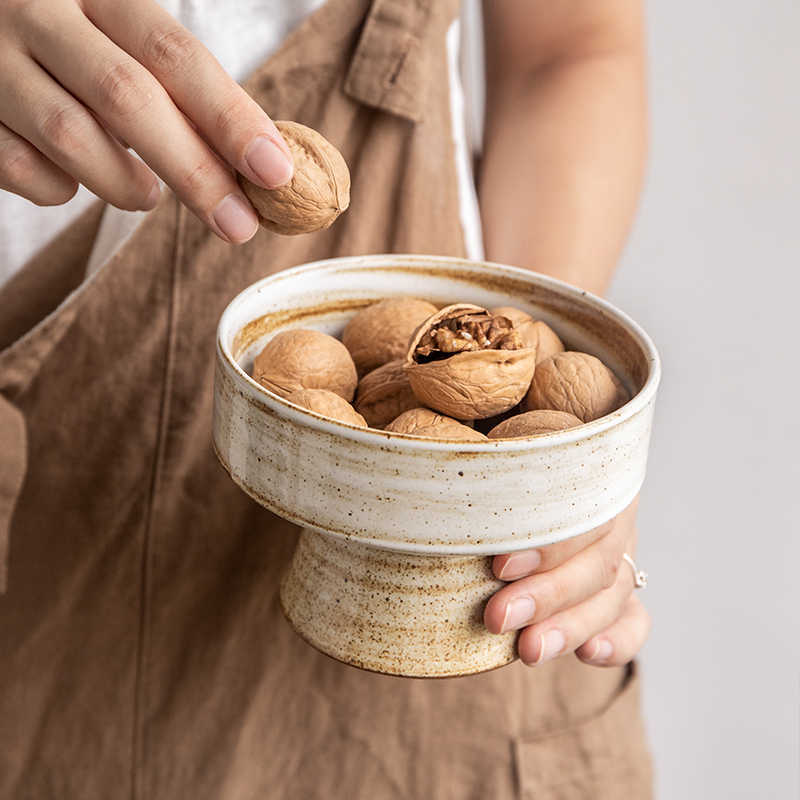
[83, 0, 293, 189]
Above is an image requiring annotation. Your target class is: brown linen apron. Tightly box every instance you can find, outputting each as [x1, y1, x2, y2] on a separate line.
[0, 1, 654, 797]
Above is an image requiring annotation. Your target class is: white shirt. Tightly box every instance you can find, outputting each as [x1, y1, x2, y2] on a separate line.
[0, 0, 483, 288]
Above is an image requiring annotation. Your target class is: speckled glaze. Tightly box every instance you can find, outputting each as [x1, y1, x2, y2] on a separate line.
[213, 255, 661, 677]
[281, 531, 516, 677]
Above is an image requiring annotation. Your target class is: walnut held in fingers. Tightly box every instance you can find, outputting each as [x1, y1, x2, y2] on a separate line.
[253, 329, 358, 401]
[487, 410, 582, 439]
[403, 304, 536, 420]
[284, 388, 367, 427]
[385, 408, 488, 441]
[342, 297, 438, 376]
[238, 121, 350, 235]
[491, 306, 565, 365]
[354, 360, 418, 428]
[523, 351, 630, 422]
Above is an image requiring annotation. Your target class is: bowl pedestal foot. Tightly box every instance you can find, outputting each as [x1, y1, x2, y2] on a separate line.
[280, 528, 518, 678]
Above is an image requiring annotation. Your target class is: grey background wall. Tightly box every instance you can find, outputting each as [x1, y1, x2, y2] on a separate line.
[607, 2, 800, 797]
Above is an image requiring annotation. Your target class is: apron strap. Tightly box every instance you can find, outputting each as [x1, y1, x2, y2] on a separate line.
[344, 0, 433, 122]
[0, 394, 26, 593]
[0, 201, 105, 399]
[0, 200, 105, 355]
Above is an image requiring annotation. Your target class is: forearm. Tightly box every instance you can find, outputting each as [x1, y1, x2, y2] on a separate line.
[479, 47, 647, 296]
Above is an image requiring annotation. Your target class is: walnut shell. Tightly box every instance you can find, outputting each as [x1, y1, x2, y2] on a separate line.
[384, 408, 488, 441]
[354, 360, 418, 428]
[342, 298, 438, 376]
[403, 304, 536, 420]
[238, 121, 350, 235]
[284, 388, 367, 427]
[472, 405, 521, 436]
[491, 306, 565, 364]
[487, 410, 582, 439]
[522, 351, 630, 422]
[252, 329, 357, 401]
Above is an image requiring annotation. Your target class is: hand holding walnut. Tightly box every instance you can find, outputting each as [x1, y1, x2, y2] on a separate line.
[0, 0, 297, 242]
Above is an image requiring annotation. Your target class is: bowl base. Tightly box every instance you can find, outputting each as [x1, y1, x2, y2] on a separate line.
[280, 529, 518, 678]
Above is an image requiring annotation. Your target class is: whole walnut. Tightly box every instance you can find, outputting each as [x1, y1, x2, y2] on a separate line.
[491, 306, 564, 365]
[384, 408, 488, 441]
[284, 388, 367, 427]
[523, 352, 630, 422]
[472, 405, 521, 436]
[238, 121, 350, 235]
[354, 360, 418, 428]
[487, 409, 582, 439]
[403, 304, 536, 420]
[342, 297, 438, 376]
[253, 329, 358, 401]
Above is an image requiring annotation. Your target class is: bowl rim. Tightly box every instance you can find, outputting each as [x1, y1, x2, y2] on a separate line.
[216, 254, 661, 451]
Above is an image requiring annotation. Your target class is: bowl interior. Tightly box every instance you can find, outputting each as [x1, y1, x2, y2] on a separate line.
[225, 255, 654, 404]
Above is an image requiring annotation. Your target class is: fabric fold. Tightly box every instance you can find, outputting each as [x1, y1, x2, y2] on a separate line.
[0, 394, 26, 593]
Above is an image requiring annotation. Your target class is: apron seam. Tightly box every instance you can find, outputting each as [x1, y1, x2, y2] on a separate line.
[130, 199, 186, 800]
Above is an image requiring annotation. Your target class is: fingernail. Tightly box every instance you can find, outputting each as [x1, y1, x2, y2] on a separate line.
[535, 629, 566, 664]
[500, 596, 536, 632]
[142, 182, 160, 210]
[212, 194, 259, 243]
[497, 550, 542, 580]
[587, 637, 614, 663]
[245, 135, 293, 188]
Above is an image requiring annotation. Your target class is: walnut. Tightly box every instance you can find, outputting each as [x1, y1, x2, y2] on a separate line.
[384, 408, 488, 441]
[491, 306, 565, 365]
[487, 409, 582, 439]
[472, 405, 521, 437]
[238, 121, 350, 235]
[403, 304, 536, 420]
[252, 329, 358, 401]
[523, 351, 630, 422]
[354, 360, 418, 429]
[284, 388, 367, 427]
[342, 297, 438, 376]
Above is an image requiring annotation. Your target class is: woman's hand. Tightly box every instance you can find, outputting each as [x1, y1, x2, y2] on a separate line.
[484, 497, 651, 666]
[0, 0, 293, 242]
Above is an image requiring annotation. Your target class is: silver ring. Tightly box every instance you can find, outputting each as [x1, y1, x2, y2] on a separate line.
[622, 553, 648, 589]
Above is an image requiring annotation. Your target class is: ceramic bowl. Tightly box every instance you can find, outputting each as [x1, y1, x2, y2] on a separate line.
[213, 255, 660, 677]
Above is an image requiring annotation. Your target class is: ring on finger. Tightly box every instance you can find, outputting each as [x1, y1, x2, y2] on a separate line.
[622, 552, 648, 589]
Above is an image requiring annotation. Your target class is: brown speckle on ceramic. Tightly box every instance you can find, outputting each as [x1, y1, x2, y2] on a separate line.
[281, 530, 516, 678]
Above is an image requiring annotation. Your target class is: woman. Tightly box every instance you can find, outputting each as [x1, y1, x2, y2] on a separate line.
[0, 0, 651, 797]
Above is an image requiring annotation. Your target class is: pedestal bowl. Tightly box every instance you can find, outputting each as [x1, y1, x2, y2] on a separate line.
[212, 255, 660, 677]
